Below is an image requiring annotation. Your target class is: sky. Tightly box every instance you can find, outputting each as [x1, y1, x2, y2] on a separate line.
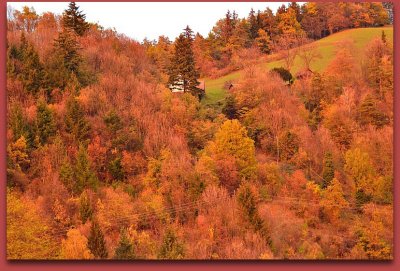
[8, 2, 290, 42]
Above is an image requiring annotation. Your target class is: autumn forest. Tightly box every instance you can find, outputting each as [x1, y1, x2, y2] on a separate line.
[6, 2, 393, 260]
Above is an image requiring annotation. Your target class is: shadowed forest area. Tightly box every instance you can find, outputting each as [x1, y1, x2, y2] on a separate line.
[6, 2, 393, 260]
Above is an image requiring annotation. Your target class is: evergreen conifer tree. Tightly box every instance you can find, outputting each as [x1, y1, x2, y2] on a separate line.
[6, 44, 19, 78]
[62, 2, 90, 36]
[168, 26, 202, 99]
[157, 228, 184, 259]
[237, 184, 263, 231]
[222, 94, 238, 119]
[79, 190, 93, 224]
[236, 183, 270, 244]
[248, 8, 259, 39]
[17, 33, 43, 95]
[36, 100, 56, 145]
[322, 152, 334, 188]
[75, 144, 98, 194]
[54, 29, 81, 74]
[9, 103, 34, 149]
[109, 156, 124, 181]
[87, 220, 108, 259]
[358, 94, 389, 128]
[60, 158, 74, 193]
[114, 229, 135, 259]
[65, 96, 90, 143]
[44, 31, 81, 92]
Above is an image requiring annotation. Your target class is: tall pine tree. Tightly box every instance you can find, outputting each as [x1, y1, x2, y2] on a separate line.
[248, 8, 259, 40]
[87, 220, 108, 259]
[157, 228, 184, 259]
[46, 24, 95, 92]
[322, 152, 334, 188]
[54, 29, 81, 75]
[236, 183, 270, 242]
[62, 2, 90, 36]
[74, 144, 98, 194]
[9, 103, 34, 149]
[358, 94, 389, 128]
[114, 229, 136, 259]
[17, 33, 44, 95]
[36, 100, 56, 145]
[65, 96, 90, 143]
[79, 190, 93, 224]
[168, 26, 202, 99]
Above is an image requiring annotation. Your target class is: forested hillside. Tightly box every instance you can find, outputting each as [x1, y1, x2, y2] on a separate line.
[6, 2, 393, 260]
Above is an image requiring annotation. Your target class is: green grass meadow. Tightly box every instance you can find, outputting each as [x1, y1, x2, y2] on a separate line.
[202, 26, 393, 107]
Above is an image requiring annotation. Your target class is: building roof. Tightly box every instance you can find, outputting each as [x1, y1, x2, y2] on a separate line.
[198, 80, 205, 90]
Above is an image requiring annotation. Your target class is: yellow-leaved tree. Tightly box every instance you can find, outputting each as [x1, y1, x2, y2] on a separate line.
[7, 189, 59, 259]
[344, 148, 376, 201]
[203, 120, 257, 192]
[60, 229, 94, 259]
[320, 178, 349, 224]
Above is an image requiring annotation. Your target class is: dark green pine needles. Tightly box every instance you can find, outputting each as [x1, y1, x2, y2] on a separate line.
[167, 26, 203, 99]
[88, 220, 108, 259]
[62, 2, 90, 36]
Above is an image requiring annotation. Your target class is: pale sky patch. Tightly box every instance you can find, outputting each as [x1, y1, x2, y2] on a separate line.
[8, 2, 292, 42]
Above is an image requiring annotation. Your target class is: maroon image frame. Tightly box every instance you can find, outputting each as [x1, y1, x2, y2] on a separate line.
[0, 0, 398, 270]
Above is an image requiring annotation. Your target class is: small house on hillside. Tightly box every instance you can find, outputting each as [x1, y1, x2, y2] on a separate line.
[198, 80, 205, 92]
[224, 80, 241, 90]
[170, 79, 206, 94]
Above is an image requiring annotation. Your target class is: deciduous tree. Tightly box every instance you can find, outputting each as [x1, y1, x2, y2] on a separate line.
[61, 229, 93, 259]
[320, 178, 349, 223]
[209, 119, 257, 181]
[7, 189, 58, 259]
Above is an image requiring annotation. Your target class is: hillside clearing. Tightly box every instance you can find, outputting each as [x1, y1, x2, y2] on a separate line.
[202, 26, 393, 108]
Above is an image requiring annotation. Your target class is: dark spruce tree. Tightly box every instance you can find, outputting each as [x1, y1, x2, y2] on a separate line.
[17, 33, 44, 95]
[64, 96, 90, 143]
[237, 184, 263, 231]
[114, 229, 136, 259]
[358, 94, 389, 129]
[79, 190, 93, 224]
[62, 2, 90, 36]
[108, 156, 124, 181]
[222, 94, 238, 120]
[237, 183, 270, 243]
[157, 228, 185, 259]
[248, 8, 259, 40]
[36, 100, 56, 145]
[47, 25, 94, 92]
[88, 220, 108, 259]
[322, 152, 334, 188]
[167, 26, 202, 99]
[103, 110, 123, 134]
[59, 158, 74, 193]
[9, 103, 35, 149]
[74, 144, 98, 194]
[54, 30, 81, 75]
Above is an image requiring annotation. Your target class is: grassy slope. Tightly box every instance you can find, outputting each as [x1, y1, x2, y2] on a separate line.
[202, 26, 393, 107]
